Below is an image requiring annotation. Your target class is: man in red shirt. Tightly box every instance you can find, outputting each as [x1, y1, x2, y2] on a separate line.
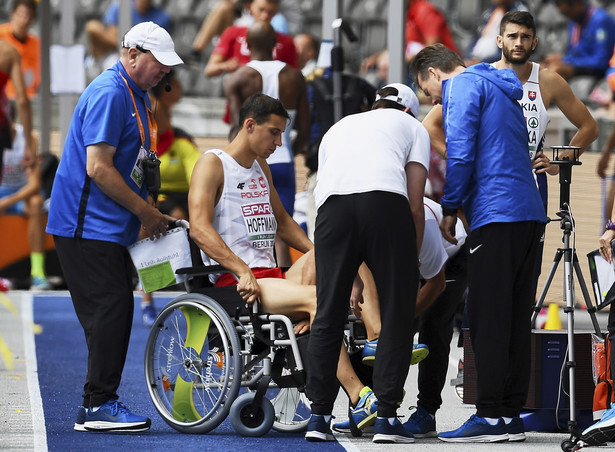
[204, 0, 296, 77]
[405, 0, 458, 61]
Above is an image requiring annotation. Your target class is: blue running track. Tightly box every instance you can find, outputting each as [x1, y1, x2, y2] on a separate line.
[33, 293, 344, 451]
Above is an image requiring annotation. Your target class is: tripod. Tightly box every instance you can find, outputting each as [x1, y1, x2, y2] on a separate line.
[529, 147, 602, 452]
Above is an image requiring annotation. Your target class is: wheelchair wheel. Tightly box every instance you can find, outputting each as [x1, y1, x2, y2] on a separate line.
[229, 392, 275, 437]
[144, 293, 242, 434]
[268, 386, 311, 432]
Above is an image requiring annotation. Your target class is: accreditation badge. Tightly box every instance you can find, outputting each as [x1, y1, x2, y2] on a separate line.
[130, 146, 148, 188]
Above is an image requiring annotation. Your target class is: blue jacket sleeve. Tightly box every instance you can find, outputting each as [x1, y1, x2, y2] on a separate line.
[440, 75, 482, 211]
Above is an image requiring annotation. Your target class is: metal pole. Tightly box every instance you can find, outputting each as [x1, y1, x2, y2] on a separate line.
[39, 0, 51, 155]
[387, 0, 406, 84]
[58, 0, 76, 151]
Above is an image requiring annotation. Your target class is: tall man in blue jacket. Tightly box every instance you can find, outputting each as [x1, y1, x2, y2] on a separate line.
[411, 44, 547, 443]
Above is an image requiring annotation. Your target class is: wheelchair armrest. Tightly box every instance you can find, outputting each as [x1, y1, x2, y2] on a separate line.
[175, 264, 229, 276]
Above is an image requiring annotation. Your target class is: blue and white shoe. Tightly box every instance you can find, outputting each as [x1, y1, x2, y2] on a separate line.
[438, 415, 508, 443]
[83, 400, 151, 432]
[74, 406, 86, 432]
[506, 416, 526, 442]
[362, 339, 429, 366]
[373, 417, 415, 444]
[402, 405, 437, 438]
[332, 386, 377, 436]
[305, 414, 335, 442]
[142, 304, 157, 328]
[581, 406, 615, 446]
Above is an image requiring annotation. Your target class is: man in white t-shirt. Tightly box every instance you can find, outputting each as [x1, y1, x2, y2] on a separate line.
[305, 83, 430, 444]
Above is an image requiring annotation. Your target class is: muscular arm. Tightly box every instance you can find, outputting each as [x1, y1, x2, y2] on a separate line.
[188, 153, 261, 303]
[205, 53, 240, 77]
[223, 71, 244, 141]
[86, 143, 168, 239]
[545, 69, 599, 161]
[406, 161, 427, 255]
[415, 267, 446, 317]
[422, 105, 446, 157]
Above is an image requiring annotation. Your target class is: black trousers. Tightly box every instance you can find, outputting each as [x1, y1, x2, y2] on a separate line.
[54, 236, 135, 407]
[465, 221, 543, 419]
[416, 243, 468, 415]
[307, 191, 419, 417]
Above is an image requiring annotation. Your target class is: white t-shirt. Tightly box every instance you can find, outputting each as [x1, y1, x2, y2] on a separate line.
[202, 149, 277, 275]
[0, 123, 27, 189]
[521, 62, 550, 160]
[420, 197, 467, 279]
[314, 108, 431, 209]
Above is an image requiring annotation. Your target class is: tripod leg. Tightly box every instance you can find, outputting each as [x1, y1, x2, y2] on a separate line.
[532, 248, 564, 326]
[573, 255, 603, 336]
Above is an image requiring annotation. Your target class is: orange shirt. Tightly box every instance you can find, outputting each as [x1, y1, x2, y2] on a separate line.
[0, 23, 40, 98]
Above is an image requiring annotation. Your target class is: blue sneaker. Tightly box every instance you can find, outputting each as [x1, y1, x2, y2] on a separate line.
[402, 405, 437, 438]
[305, 414, 335, 442]
[142, 304, 157, 327]
[332, 419, 374, 434]
[30, 276, 51, 291]
[506, 416, 525, 442]
[438, 415, 508, 442]
[332, 386, 377, 436]
[581, 406, 615, 446]
[362, 340, 429, 366]
[83, 400, 151, 432]
[74, 406, 86, 432]
[373, 417, 415, 444]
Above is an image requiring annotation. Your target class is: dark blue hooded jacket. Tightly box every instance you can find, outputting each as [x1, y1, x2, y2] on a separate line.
[440, 63, 547, 231]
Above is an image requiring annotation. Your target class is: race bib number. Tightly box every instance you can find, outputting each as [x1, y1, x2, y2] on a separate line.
[130, 146, 147, 188]
[241, 202, 276, 250]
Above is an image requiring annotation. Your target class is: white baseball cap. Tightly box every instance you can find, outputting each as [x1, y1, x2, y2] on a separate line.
[122, 21, 183, 67]
[376, 83, 420, 117]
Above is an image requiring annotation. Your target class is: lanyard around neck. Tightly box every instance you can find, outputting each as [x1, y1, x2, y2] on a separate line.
[119, 72, 158, 154]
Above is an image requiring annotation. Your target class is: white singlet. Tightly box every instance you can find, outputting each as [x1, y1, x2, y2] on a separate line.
[202, 149, 277, 274]
[246, 60, 297, 165]
[520, 62, 550, 160]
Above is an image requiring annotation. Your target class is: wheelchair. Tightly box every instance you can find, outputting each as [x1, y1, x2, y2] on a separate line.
[143, 222, 369, 437]
[143, 227, 314, 436]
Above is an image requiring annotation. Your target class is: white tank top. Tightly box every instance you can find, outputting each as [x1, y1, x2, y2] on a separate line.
[521, 62, 550, 160]
[0, 123, 27, 189]
[202, 149, 277, 274]
[246, 60, 297, 165]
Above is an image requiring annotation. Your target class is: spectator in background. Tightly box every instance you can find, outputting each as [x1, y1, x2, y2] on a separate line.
[191, 0, 290, 57]
[465, 0, 529, 65]
[204, 0, 296, 77]
[0, 103, 49, 290]
[223, 21, 309, 266]
[0, 0, 39, 99]
[361, 0, 458, 88]
[0, 40, 33, 172]
[294, 33, 319, 78]
[140, 70, 201, 327]
[541, 0, 615, 80]
[85, 0, 172, 81]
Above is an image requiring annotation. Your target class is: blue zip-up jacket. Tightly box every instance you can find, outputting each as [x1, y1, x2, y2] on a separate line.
[440, 63, 547, 231]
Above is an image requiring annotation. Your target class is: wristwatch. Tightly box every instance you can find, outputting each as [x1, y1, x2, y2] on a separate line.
[606, 220, 615, 231]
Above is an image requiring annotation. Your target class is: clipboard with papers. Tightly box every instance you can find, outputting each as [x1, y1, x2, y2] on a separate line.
[587, 246, 615, 310]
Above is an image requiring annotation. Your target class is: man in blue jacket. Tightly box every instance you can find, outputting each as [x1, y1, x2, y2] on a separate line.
[411, 44, 547, 442]
[542, 0, 615, 80]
